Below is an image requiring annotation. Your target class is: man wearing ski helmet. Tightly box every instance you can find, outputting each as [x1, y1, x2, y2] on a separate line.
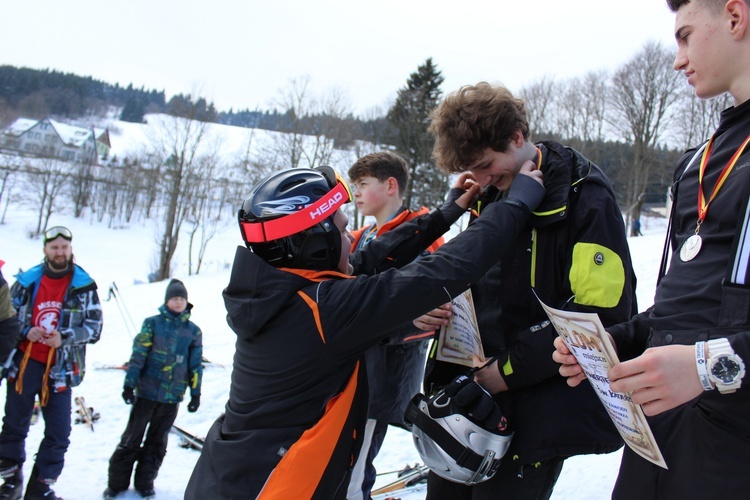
[186, 164, 544, 499]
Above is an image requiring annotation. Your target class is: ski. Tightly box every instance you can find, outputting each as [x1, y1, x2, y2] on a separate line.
[95, 362, 130, 370]
[371, 463, 429, 498]
[74, 396, 96, 432]
[372, 482, 428, 500]
[95, 360, 223, 370]
[171, 425, 204, 451]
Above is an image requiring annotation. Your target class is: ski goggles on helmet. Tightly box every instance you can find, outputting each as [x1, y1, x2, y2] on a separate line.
[44, 226, 73, 244]
[241, 167, 352, 244]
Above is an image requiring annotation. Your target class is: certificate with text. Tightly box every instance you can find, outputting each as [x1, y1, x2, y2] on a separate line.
[539, 299, 668, 469]
[435, 289, 485, 368]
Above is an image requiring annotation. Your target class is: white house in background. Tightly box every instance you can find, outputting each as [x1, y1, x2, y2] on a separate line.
[0, 117, 111, 163]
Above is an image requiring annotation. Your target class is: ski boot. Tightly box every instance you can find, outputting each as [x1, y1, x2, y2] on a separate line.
[23, 466, 61, 500]
[102, 487, 125, 500]
[0, 459, 22, 500]
[136, 487, 155, 499]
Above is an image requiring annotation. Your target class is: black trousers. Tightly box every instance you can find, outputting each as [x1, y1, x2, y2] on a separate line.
[107, 399, 179, 492]
[425, 456, 564, 500]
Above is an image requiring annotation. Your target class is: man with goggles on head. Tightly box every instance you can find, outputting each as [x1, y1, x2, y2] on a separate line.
[0, 226, 102, 500]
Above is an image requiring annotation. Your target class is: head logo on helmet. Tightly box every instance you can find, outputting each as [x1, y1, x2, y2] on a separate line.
[238, 166, 352, 270]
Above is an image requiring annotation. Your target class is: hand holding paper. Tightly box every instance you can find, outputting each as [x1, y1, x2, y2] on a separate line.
[609, 344, 703, 416]
[540, 298, 667, 469]
[552, 336, 587, 387]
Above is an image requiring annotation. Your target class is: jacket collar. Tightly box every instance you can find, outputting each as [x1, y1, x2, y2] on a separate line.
[530, 141, 591, 228]
[16, 262, 95, 291]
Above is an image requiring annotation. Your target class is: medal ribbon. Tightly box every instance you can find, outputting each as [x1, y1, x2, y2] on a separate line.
[697, 133, 750, 229]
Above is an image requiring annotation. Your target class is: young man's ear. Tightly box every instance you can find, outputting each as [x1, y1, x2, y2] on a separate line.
[511, 129, 526, 149]
[727, 0, 749, 38]
[386, 177, 399, 195]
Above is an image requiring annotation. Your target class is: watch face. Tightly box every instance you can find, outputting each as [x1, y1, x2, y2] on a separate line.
[711, 355, 741, 384]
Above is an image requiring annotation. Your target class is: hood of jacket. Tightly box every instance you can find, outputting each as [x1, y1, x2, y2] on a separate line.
[532, 141, 614, 228]
[16, 262, 96, 292]
[223, 246, 332, 340]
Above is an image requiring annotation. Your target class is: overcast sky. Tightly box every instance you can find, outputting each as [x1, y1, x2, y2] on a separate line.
[2, 0, 678, 116]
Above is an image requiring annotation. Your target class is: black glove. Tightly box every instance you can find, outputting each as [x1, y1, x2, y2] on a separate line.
[187, 395, 200, 413]
[443, 375, 506, 432]
[122, 387, 136, 405]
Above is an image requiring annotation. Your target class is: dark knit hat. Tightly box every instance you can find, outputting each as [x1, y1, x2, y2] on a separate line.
[165, 279, 188, 302]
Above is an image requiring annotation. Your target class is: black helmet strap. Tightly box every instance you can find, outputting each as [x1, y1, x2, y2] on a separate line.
[405, 394, 501, 478]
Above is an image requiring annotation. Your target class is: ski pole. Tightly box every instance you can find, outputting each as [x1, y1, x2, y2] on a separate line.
[107, 282, 138, 339]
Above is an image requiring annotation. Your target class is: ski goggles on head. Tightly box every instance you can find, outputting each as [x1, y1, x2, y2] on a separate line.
[43, 226, 73, 244]
[241, 167, 353, 244]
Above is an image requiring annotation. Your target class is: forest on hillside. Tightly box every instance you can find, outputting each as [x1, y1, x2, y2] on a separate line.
[0, 41, 733, 280]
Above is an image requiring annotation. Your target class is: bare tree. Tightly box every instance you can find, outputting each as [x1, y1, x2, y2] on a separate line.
[269, 75, 313, 170]
[185, 174, 227, 276]
[263, 76, 354, 171]
[25, 156, 71, 235]
[0, 156, 24, 223]
[608, 41, 682, 233]
[555, 71, 609, 144]
[68, 157, 97, 218]
[518, 75, 559, 138]
[300, 86, 352, 168]
[147, 112, 219, 281]
[671, 84, 732, 151]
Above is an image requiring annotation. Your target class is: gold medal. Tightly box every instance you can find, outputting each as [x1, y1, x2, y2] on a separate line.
[680, 234, 702, 262]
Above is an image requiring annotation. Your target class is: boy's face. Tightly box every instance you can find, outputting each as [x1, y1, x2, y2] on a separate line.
[351, 176, 394, 216]
[166, 296, 187, 313]
[673, 1, 733, 99]
[466, 145, 525, 192]
[334, 210, 354, 275]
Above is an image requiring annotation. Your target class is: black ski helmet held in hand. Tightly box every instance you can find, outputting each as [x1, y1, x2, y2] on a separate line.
[405, 376, 513, 485]
[238, 166, 352, 270]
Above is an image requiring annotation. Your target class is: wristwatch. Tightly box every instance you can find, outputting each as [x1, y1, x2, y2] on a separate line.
[706, 338, 746, 394]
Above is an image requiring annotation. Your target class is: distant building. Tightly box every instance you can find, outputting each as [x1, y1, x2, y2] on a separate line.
[0, 117, 110, 163]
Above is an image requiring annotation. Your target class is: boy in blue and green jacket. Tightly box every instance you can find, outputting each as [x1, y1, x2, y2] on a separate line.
[104, 279, 202, 500]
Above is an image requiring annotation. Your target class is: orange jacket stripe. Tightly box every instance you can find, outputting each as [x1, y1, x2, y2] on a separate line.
[281, 268, 353, 282]
[258, 362, 361, 499]
[297, 290, 325, 344]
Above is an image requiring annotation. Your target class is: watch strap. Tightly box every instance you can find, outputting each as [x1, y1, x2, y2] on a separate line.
[695, 341, 713, 391]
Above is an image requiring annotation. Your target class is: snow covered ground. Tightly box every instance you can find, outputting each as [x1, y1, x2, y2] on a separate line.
[0, 209, 666, 499]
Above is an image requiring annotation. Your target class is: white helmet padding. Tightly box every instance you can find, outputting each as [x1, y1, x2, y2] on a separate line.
[405, 383, 513, 485]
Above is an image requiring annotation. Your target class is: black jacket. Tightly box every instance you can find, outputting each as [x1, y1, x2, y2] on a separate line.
[609, 98, 750, 498]
[185, 197, 536, 500]
[426, 141, 637, 464]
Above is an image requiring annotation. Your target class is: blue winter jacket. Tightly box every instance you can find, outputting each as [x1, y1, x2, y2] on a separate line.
[124, 303, 203, 403]
[9, 263, 102, 389]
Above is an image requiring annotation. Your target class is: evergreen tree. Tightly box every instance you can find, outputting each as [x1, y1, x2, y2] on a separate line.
[386, 58, 447, 210]
[120, 95, 146, 123]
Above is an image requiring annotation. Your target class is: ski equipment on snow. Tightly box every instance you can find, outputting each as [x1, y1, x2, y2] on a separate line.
[74, 396, 97, 432]
[170, 425, 204, 451]
[371, 463, 429, 499]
